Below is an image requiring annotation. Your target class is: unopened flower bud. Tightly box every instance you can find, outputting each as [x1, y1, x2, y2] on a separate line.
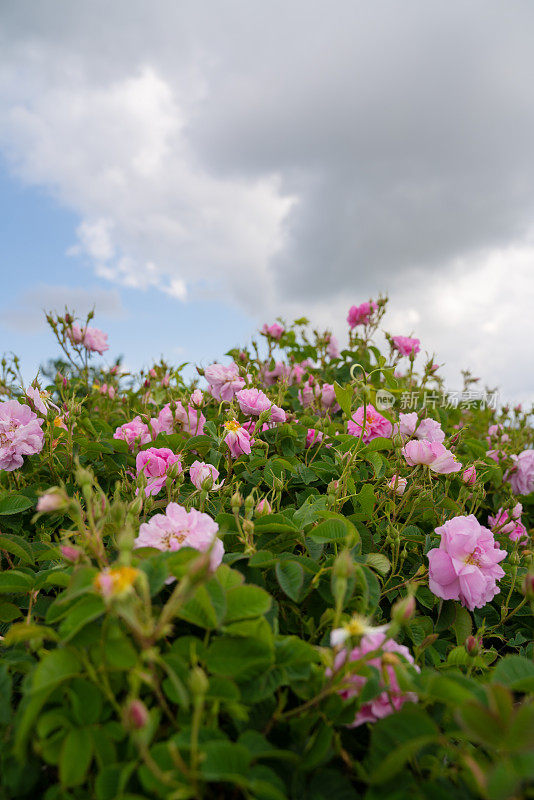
[36, 489, 67, 513]
[231, 491, 243, 513]
[60, 544, 81, 563]
[123, 699, 149, 730]
[463, 466, 477, 486]
[256, 498, 272, 516]
[465, 635, 482, 657]
[387, 475, 407, 495]
[392, 594, 416, 624]
[244, 494, 255, 517]
[189, 666, 209, 697]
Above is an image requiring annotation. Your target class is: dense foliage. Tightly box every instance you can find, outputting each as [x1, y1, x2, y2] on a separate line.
[0, 301, 533, 800]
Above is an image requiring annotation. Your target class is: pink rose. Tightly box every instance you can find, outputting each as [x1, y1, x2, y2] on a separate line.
[256, 498, 272, 516]
[416, 418, 445, 443]
[136, 447, 182, 497]
[0, 400, 45, 471]
[189, 460, 222, 491]
[113, 417, 151, 452]
[347, 404, 392, 443]
[392, 335, 420, 358]
[262, 322, 284, 340]
[236, 388, 286, 423]
[401, 440, 461, 474]
[224, 420, 253, 458]
[347, 301, 378, 328]
[427, 515, 506, 610]
[329, 631, 419, 727]
[507, 450, 534, 495]
[306, 428, 324, 448]
[327, 334, 340, 359]
[488, 503, 528, 544]
[175, 402, 206, 436]
[205, 362, 245, 402]
[134, 502, 224, 572]
[320, 383, 340, 413]
[68, 324, 109, 354]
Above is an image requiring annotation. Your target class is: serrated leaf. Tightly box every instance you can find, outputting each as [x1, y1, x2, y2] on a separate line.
[365, 553, 391, 575]
[275, 560, 304, 601]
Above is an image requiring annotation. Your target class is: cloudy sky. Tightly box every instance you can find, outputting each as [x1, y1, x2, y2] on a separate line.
[1, 1, 533, 402]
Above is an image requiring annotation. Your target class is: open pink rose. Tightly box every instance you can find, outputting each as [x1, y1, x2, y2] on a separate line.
[68, 324, 109, 354]
[327, 335, 340, 358]
[488, 503, 528, 544]
[224, 420, 253, 458]
[427, 515, 506, 610]
[0, 400, 45, 472]
[136, 447, 182, 496]
[236, 388, 286, 423]
[329, 631, 419, 727]
[262, 322, 284, 340]
[348, 404, 392, 443]
[134, 502, 224, 572]
[205, 362, 245, 402]
[402, 439, 461, 474]
[347, 301, 377, 328]
[507, 449, 534, 495]
[392, 335, 420, 358]
[114, 417, 151, 451]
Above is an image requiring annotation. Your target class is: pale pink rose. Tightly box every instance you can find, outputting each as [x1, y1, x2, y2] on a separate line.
[288, 361, 308, 384]
[175, 402, 206, 436]
[463, 466, 477, 486]
[256, 498, 272, 516]
[236, 388, 286, 423]
[262, 322, 284, 340]
[416, 418, 445, 443]
[205, 362, 245, 402]
[488, 503, 528, 544]
[189, 460, 222, 491]
[329, 631, 419, 727]
[242, 419, 272, 436]
[134, 502, 224, 572]
[136, 447, 182, 497]
[388, 475, 407, 495]
[68, 324, 109, 354]
[486, 423, 509, 444]
[150, 404, 174, 437]
[347, 301, 378, 328]
[327, 335, 340, 359]
[402, 440, 461, 474]
[298, 380, 318, 409]
[427, 515, 506, 610]
[392, 335, 420, 358]
[100, 383, 116, 400]
[161, 373, 170, 387]
[306, 428, 324, 448]
[348, 404, 392, 443]
[320, 384, 340, 413]
[0, 400, 45, 471]
[113, 417, 151, 451]
[263, 361, 289, 386]
[393, 412, 419, 439]
[26, 386, 59, 416]
[224, 421, 253, 458]
[60, 544, 81, 563]
[487, 449, 504, 463]
[507, 450, 534, 495]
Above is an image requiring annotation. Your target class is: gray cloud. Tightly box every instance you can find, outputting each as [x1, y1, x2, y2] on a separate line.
[0, 0, 533, 399]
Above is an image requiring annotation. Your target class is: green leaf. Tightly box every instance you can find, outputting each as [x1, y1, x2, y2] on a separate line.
[0, 533, 34, 563]
[32, 649, 82, 693]
[275, 560, 304, 602]
[0, 570, 34, 594]
[59, 595, 106, 642]
[224, 585, 272, 622]
[60, 727, 93, 787]
[206, 637, 274, 682]
[177, 581, 226, 629]
[308, 518, 348, 543]
[333, 382, 353, 418]
[200, 740, 251, 781]
[492, 655, 534, 692]
[367, 706, 440, 784]
[0, 494, 34, 515]
[365, 553, 391, 575]
[452, 606, 472, 645]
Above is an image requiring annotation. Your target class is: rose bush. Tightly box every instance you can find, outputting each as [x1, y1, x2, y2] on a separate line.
[0, 300, 532, 800]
